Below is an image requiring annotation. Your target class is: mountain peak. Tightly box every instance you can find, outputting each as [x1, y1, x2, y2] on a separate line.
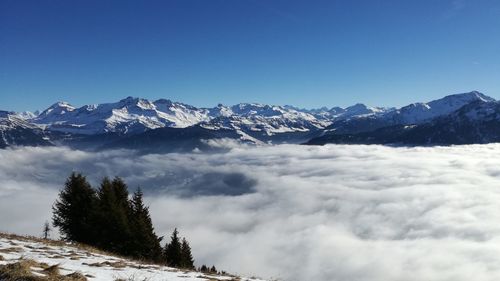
[37, 101, 75, 118]
[50, 101, 74, 109]
[15, 111, 39, 119]
[438, 91, 495, 103]
[343, 103, 375, 116]
[119, 96, 140, 104]
[154, 98, 174, 105]
[346, 103, 369, 110]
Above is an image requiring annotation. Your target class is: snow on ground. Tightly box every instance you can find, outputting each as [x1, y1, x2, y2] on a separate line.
[0, 235, 266, 281]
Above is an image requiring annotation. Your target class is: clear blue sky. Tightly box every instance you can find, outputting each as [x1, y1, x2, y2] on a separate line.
[2, 0, 500, 112]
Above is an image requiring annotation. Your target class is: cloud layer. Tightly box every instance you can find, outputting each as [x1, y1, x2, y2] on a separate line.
[2, 144, 500, 281]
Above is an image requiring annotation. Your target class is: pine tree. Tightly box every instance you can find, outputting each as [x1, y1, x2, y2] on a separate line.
[52, 173, 192, 264]
[164, 228, 182, 267]
[42, 221, 51, 240]
[129, 187, 163, 261]
[210, 265, 217, 274]
[94, 177, 133, 254]
[52, 172, 97, 244]
[180, 237, 195, 269]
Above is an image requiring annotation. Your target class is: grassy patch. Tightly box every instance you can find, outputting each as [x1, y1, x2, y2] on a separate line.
[85, 261, 127, 269]
[0, 259, 44, 281]
[0, 259, 88, 281]
[0, 247, 23, 254]
[42, 264, 60, 277]
[65, 272, 88, 281]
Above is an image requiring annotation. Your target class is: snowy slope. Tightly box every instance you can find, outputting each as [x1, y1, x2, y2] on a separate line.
[200, 103, 330, 137]
[307, 99, 500, 145]
[385, 91, 494, 124]
[285, 104, 391, 121]
[14, 111, 39, 120]
[0, 111, 51, 148]
[32, 98, 213, 135]
[31, 99, 338, 137]
[0, 234, 266, 281]
[321, 91, 496, 135]
[0, 111, 40, 130]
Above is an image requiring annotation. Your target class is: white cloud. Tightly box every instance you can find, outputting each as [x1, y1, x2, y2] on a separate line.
[2, 144, 500, 280]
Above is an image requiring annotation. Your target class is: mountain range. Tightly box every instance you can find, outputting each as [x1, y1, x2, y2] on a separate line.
[1, 91, 499, 151]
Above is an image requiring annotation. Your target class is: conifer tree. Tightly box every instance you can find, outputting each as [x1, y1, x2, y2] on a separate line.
[52, 172, 97, 244]
[210, 265, 217, 274]
[164, 228, 182, 267]
[42, 221, 51, 240]
[129, 187, 163, 261]
[180, 237, 195, 269]
[52, 173, 194, 264]
[94, 177, 133, 254]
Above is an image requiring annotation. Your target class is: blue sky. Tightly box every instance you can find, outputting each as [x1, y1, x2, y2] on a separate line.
[1, 0, 500, 112]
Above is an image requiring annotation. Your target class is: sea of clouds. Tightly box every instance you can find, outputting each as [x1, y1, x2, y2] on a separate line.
[2, 143, 500, 281]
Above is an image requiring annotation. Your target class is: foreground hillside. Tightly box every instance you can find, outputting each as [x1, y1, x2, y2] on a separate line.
[0, 233, 266, 281]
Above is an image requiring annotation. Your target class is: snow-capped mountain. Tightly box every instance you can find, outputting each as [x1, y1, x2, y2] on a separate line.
[14, 110, 39, 120]
[385, 91, 495, 124]
[33, 97, 212, 135]
[1, 90, 499, 150]
[307, 93, 500, 146]
[30, 98, 344, 142]
[285, 103, 391, 121]
[321, 91, 495, 135]
[30, 97, 395, 138]
[0, 111, 51, 148]
[199, 103, 331, 142]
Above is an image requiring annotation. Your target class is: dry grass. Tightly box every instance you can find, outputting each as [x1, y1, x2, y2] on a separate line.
[0, 259, 45, 281]
[0, 258, 88, 281]
[84, 261, 127, 269]
[0, 232, 66, 248]
[18, 259, 44, 268]
[0, 232, 108, 257]
[42, 264, 60, 276]
[65, 272, 88, 281]
[0, 247, 23, 254]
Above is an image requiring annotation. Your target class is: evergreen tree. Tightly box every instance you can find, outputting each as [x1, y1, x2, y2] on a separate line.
[94, 177, 133, 254]
[52, 172, 97, 244]
[164, 228, 182, 267]
[180, 237, 195, 269]
[42, 221, 51, 240]
[129, 187, 163, 261]
[52, 173, 195, 265]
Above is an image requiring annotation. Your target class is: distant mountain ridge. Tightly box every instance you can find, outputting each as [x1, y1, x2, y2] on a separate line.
[1, 91, 499, 150]
[22, 96, 394, 143]
[307, 91, 500, 145]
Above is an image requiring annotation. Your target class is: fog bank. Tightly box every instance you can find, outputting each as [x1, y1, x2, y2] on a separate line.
[2, 144, 500, 281]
